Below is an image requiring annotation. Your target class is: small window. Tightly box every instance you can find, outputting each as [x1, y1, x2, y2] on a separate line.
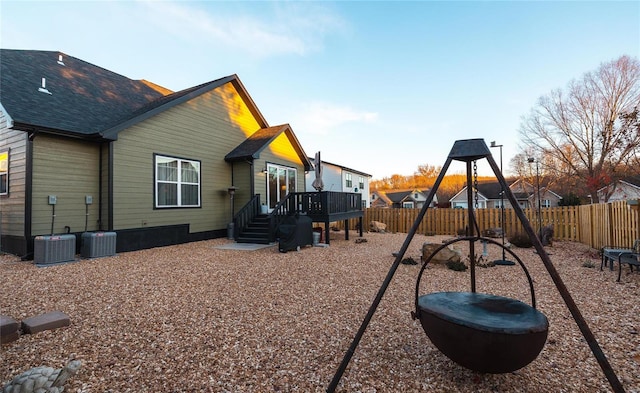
[359, 176, 364, 189]
[0, 149, 8, 195]
[403, 201, 414, 208]
[542, 199, 551, 208]
[155, 154, 201, 208]
[345, 173, 353, 188]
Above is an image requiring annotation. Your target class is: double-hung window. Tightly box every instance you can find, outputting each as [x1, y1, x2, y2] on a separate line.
[345, 173, 353, 188]
[155, 154, 201, 208]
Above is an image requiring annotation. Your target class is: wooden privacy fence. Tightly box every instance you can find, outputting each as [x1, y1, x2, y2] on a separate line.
[334, 201, 639, 251]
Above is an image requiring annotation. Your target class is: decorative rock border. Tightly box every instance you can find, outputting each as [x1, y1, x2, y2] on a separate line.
[0, 315, 20, 344]
[1, 311, 70, 344]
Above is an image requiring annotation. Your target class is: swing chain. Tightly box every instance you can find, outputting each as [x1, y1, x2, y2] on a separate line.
[473, 160, 479, 210]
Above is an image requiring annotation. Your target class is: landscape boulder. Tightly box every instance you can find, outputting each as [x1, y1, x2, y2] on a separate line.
[369, 221, 387, 233]
[421, 242, 462, 264]
[483, 227, 503, 238]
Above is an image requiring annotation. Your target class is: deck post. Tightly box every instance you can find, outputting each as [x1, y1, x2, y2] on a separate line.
[325, 220, 330, 245]
[344, 219, 349, 241]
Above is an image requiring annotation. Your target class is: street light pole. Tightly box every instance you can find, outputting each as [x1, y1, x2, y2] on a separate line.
[490, 141, 513, 265]
[527, 157, 543, 239]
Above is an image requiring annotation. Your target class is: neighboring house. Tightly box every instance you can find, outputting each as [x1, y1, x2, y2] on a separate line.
[449, 179, 562, 209]
[305, 158, 371, 208]
[370, 189, 437, 209]
[597, 176, 640, 203]
[0, 49, 312, 256]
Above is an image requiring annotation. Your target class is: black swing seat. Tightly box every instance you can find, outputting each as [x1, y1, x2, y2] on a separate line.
[416, 291, 549, 374]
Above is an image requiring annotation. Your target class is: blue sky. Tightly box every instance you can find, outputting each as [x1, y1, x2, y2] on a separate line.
[2, 1, 639, 179]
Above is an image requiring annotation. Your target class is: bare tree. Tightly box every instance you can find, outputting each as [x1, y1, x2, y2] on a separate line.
[519, 55, 640, 202]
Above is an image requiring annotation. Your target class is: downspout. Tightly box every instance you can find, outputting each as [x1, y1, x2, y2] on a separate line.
[98, 143, 103, 230]
[248, 159, 255, 197]
[23, 132, 35, 259]
[108, 141, 114, 231]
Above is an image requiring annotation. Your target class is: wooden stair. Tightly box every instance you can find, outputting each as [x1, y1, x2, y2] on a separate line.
[236, 214, 271, 244]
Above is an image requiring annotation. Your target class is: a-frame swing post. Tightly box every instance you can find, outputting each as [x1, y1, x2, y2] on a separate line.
[326, 155, 455, 393]
[486, 153, 625, 393]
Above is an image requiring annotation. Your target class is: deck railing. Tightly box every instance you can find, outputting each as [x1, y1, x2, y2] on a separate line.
[286, 191, 362, 217]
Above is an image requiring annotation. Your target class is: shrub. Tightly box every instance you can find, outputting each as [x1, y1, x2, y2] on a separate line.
[582, 260, 596, 268]
[509, 232, 533, 248]
[401, 257, 418, 265]
[446, 260, 467, 271]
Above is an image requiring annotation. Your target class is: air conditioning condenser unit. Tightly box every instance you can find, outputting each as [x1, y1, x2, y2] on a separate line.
[34, 234, 76, 265]
[81, 231, 116, 258]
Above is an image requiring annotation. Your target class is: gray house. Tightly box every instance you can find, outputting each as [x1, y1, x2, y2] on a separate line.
[449, 179, 562, 209]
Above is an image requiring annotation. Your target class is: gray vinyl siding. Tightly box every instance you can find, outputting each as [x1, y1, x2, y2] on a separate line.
[31, 134, 101, 235]
[112, 86, 261, 233]
[0, 127, 27, 237]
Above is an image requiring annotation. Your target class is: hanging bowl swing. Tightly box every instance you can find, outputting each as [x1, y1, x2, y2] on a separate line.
[327, 139, 625, 393]
[413, 236, 548, 373]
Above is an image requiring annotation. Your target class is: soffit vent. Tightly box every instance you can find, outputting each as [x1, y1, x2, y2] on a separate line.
[38, 77, 52, 95]
[57, 54, 65, 66]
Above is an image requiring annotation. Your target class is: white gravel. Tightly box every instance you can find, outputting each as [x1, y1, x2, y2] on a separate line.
[1, 232, 639, 392]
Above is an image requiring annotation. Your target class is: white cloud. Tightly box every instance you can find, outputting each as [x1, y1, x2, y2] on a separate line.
[139, 0, 345, 58]
[292, 102, 379, 136]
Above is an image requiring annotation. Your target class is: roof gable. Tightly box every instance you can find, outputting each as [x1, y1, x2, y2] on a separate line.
[102, 75, 270, 140]
[225, 124, 312, 171]
[0, 49, 169, 137]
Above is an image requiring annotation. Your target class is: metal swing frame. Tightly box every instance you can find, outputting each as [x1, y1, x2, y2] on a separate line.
[326, 139, 624, 393]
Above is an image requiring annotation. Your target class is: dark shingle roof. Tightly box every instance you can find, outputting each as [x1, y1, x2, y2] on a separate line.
[225, 124, 312, 171]
[384, 190, 413, 203]
[0, 49, 169, 137]
[622, 176, 640, 187]
[225, 125, 286, 160]
[476, 182, 504, 200]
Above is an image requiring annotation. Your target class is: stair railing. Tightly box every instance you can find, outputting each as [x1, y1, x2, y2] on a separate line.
[233, 195, 261, 240]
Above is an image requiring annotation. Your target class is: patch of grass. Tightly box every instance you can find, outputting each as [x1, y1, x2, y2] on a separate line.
[582, 260, 596, 268]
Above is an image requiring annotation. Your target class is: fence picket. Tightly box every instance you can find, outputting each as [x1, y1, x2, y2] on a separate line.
[336, 201, 638, 250]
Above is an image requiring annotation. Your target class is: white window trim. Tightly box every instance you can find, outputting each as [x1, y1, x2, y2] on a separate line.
[155, 154, 201, 208]
[345, 173, 353, 188]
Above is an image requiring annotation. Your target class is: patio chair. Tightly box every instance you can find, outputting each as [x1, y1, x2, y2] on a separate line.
[601, 239, 640, 271]
[616, 251, 640, 282]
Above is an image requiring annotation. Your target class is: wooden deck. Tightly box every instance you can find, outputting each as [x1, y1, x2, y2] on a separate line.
[273, 191, 364, 244]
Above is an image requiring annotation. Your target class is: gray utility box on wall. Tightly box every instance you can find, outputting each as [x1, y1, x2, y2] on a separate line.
[34, 234, 76, 265]
[81, 232, 117, 258]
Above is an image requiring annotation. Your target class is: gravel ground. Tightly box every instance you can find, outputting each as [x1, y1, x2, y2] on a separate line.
[1, 232, 639, 392]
